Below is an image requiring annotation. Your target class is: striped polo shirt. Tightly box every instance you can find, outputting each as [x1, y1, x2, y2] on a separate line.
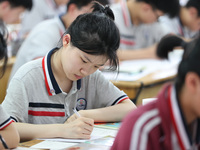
[0, 105, 13, 130]
[3, 49, 129, 124]
[110, 0, 170, 50]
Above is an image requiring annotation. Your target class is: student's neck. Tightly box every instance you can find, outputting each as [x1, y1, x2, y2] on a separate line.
[179, 87, 196, 125]
[127, 0, 140, 25]
[51, 50, 72, 93]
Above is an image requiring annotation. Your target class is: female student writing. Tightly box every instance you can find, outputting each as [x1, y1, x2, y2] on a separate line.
[2, 2, 136, 142]
[111, 35, 200, 150]
[0, 22, 19, 149]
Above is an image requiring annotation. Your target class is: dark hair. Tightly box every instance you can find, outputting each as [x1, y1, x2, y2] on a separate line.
[185, 0, 200, 16]
[0, 21, 8, 78]
[136, 0, 180, 18]
[64, 2, 120, 70]
[156, 35, 200, 92]
[0, 0, 33, 10]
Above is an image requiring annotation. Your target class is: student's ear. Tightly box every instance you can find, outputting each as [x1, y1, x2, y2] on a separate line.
[63, 34, 71, 46]
[0, 1, 10, 10]
[185, 72, 200, 94]
[67, 3, 77, 13]
[141, 3, 152, 12]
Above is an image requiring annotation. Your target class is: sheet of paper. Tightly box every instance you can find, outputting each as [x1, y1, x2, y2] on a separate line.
[30, 141, 77, 149]
[102, 50, 183, 81]
[39, 127, 118, 143]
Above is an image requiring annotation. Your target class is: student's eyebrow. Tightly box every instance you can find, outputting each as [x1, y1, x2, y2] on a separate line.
[83, 55, 105, 66]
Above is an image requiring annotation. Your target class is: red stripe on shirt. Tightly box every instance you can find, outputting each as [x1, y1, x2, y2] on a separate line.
[117, 97, 129, 104]
[42, 57, 52, 96]
[120, 39, 135, 46]
[28, 110, 65, 117]
[168, 87, 185, 150]
[0, 120, 14, 130]
[121, 0, 129, 27]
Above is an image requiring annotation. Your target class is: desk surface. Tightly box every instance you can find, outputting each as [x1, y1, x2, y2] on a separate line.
[0, 57, 16, 103]
[0, 57, 176, 105]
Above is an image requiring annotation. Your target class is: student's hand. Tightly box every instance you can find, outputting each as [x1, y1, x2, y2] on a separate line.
[65, 113, 79, 123]
[65, 110, 85, 123]
[63, 117, 94, 139]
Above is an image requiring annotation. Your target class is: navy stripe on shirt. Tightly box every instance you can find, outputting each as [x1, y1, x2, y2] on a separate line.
[29, 102, 64, 109]
[111, 95, 127, 105]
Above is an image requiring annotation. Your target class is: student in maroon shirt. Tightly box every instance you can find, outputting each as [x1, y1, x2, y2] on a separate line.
[111, 35, 200, 150]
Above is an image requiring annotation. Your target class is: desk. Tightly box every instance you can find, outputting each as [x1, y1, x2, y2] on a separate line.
[0, 57, 176, 105]
[111, 70, 176, 105]
[0, 57, 16, 103]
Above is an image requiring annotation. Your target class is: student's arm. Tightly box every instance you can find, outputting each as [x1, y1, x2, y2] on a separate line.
[67, 99, 136, 123]
[0, 123, 19, 149]
[14, 117, 94, 142]
[117, 44, 158, 61]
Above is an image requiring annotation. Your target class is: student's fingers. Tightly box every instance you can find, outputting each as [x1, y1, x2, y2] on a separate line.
[65, 118, 94, 139]
[81, 117, 94, 126]
[65, 114, 78, 124]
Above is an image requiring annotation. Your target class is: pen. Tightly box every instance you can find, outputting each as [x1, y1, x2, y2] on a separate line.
[73, 108, 81, 117]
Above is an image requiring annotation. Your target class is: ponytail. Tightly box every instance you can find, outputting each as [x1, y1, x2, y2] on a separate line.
[92, 1, 115, 20]
[156, 35, 184, 59]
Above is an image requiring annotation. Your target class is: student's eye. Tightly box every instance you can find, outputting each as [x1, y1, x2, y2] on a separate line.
[94, 66, 99, 68]
[81, 58, 87, 63]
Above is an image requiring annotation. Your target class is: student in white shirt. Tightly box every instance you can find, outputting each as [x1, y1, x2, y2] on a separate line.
[159, 0, 200, 39]
[110, 0, 180, 60]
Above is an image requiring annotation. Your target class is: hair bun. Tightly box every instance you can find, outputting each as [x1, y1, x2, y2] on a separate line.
[92, 2, 115, 20]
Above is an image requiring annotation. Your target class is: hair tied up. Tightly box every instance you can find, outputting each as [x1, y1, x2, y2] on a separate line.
[104, 5, 115, 20]
[92, 2, 115, 20]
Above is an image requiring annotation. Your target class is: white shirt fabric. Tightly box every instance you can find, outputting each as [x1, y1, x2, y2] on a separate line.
[19, 0, 66, 37]
[110, 0, 170, 50]
[10, 16, 66, 80]
[2, 49, 129, 124]
[159, 15, 199, 39]
[0, 105, 13, 130]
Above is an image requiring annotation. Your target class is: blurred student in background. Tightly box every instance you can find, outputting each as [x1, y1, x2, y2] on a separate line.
[159, 0, 200, 39]
[110, 0, 180, 60]
[9, 0, 105, 81]
[19, 0, 69, 39]
[111, 35, 200, 150]
[0, 21, 19, 150]
[0, 0, 32, 24]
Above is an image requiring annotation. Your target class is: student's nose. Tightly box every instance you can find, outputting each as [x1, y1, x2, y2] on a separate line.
[80, 67, 93, 76]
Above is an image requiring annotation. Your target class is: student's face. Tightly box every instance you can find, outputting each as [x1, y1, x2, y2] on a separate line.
[2, 6, 25, 24]
[61, 41, 108, 81]
[54, 0, 69, 6]
[188, 16, 200, 32]
[186, 7, 200, 31]
[139, 4, 164, 24]
[68, 3, 93, 24]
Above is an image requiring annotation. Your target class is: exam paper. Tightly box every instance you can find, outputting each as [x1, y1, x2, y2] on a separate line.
[102, 50, 183, 81]
[30, 141, 77, 149]
[39, 127, 118, 143]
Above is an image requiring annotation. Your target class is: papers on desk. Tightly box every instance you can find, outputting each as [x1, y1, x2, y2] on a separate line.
[102, 49, 183, 81]
[31, 127, 118, 149]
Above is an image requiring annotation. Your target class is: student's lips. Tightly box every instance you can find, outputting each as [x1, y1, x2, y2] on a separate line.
[75, 74, 82, 79]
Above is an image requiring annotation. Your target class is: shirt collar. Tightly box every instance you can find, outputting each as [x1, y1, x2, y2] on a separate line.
[42, 48, 81, 96]
[169, 86, 200, 148]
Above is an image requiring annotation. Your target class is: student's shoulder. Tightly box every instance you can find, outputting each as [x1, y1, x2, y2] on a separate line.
[13, 58, 43, 80]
